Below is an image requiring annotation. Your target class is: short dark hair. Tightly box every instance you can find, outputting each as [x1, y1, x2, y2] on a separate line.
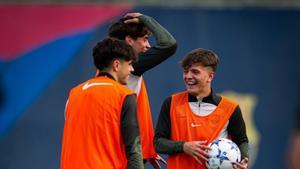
[93, 38, 137, 71]
[181, 48, 219, 72]
[108, 16, 151, 40]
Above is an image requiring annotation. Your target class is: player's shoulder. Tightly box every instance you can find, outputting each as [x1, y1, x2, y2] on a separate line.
[220, 95, 238, 107]
[172, 91, 187, 97]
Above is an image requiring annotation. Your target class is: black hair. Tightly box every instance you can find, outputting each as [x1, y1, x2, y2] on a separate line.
[108, 16, 151, 40]
[93, 38, 137, 71]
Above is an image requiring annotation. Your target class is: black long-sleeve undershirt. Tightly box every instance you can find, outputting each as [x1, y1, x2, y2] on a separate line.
[121, 94, 144, 169]
[131, 15, 177, 76]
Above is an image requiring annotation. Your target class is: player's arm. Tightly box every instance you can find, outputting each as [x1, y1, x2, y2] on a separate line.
[154, 97, 184, 154]
[133, 14, 177, 76]
[121, 94, 144, 169]
[154, 97, 210, 164]
[227, 106, 249, 160]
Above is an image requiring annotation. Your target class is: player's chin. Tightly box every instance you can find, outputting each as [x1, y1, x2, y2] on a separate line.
[185, 84, 196, 90]
[186, 88, 198, 96]
[141, 48, 148, 52]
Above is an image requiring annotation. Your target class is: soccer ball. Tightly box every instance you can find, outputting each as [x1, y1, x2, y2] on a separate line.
[206, 138, 241, 169]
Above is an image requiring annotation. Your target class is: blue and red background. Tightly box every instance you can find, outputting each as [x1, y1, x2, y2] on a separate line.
[0, 5, 300, 169]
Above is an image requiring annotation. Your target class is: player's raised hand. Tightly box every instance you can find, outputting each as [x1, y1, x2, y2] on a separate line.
[124, 12, 142, 18]
[123, 12, 142, 24]
[183, 140, 211, 165]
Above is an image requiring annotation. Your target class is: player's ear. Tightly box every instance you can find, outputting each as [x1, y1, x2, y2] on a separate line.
[112, 59, 121, 72]
[208, 71, 215, 82]
[125, 36, 134, 46]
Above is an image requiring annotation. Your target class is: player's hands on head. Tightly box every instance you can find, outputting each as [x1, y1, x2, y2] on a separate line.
[233, 157, 249, 169]
[123, 12, 142, 24]
[183, 140, 211, 165]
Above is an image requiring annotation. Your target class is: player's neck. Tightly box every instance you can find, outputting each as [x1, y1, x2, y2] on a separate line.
[101, 68, 118, 82]
[196, 87, 211, 100]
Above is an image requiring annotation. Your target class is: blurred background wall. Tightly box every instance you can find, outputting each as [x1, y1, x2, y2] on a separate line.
[0, 1, 300, 169]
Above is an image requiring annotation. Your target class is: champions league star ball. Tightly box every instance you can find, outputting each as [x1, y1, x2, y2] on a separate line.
[206, 138, 241, 169]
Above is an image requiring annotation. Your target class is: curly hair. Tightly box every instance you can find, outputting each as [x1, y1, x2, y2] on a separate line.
[93, 38, 137, 71]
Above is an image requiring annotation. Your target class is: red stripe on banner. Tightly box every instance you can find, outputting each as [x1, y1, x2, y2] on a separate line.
[0, 4, 133, 60]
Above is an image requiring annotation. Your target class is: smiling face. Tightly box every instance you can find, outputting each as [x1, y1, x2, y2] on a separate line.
[180, 48, 219, 98]
[183, 64, 214, 97]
